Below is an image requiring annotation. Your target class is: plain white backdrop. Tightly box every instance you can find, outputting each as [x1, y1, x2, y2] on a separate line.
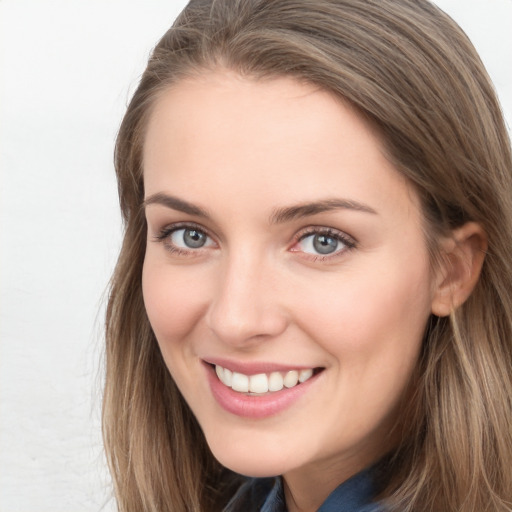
[0, 1, 510, 510]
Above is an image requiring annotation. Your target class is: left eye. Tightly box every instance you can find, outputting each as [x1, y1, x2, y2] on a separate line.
[169, 228, 214, 249]
[296, 232, 350, 256]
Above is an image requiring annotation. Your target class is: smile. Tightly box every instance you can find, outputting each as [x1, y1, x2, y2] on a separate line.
[205, 360, 324, 418]
[215, 364, 314, 394]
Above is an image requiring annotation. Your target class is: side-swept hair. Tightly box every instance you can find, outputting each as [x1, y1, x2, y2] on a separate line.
[103, 1, 512, 510]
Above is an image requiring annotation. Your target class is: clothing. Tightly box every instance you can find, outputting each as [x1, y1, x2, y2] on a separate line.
[224, 466, 386, 512]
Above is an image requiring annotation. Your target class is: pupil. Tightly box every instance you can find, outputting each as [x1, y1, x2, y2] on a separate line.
[184, 229, 206, 248]
[313, 234, 338, 254]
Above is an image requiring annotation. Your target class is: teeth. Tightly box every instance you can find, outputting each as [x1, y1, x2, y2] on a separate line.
[223, 368, 233, 386]
[214, 365, 314, 394]
[231, 372, 249, 392]
[249, 373, 268, 393]
[268, 372, 284, 392]
[284, 370, 299, 388]
[299, 368, 313, 382]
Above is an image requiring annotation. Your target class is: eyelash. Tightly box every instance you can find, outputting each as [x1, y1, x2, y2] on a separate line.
[292, 227, 357, 261]
[153, 222, 215, 256]
[153, 223, 357, 260]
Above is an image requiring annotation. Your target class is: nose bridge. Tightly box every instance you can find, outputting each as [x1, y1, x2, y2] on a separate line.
[206, 247, 287, 345]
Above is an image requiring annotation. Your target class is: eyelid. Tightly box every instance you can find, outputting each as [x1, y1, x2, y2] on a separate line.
[153, 221, 211, 239]
[290, 226, 357, 259]
[153, 221, 217, 254]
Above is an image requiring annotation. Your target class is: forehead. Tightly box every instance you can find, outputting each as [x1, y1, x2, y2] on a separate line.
[143, 70, 420, 223]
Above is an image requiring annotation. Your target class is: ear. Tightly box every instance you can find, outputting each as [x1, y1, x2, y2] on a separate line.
[431, 222, 488, 317]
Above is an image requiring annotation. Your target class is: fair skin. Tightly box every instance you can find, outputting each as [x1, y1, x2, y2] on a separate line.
[141, 71, 486, 512]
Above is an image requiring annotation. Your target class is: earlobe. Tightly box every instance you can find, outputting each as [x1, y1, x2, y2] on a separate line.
[431, 222, 488, 317]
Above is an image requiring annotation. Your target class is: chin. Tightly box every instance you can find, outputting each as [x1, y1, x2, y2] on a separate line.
[216, 454, 289, 478]
[206, 435, 295, 477]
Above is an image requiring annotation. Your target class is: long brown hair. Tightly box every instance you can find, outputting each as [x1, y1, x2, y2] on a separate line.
[103, 1, 512, 510]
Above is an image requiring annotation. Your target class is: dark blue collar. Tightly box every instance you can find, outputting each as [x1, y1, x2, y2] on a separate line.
[225, 465, 386, 512]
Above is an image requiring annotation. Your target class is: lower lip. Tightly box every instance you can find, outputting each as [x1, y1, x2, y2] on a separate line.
[205, 364, 320, 419]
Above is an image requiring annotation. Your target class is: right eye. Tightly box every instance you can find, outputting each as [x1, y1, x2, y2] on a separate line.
[155, 225, 216, 254]
[170, 228, 212, 249]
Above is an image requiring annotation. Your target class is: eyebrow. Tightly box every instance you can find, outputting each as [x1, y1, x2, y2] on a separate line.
[269, 198, 377, 224]
[143, 193, 377, 223]
[143, 193, 211, 218]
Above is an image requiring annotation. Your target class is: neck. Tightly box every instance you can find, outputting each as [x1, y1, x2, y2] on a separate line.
[282, 455, 371, 512]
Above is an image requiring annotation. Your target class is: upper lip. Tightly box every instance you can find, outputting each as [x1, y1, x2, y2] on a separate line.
[203, 357, 320, 375]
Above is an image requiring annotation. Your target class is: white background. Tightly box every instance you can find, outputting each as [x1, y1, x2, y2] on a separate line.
[0, 1, 510, 510]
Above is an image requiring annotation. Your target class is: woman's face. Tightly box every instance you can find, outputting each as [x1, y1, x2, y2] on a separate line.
[142, 71, 438, 482]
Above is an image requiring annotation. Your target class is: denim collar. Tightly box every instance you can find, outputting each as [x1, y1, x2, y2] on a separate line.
[224, 465, 385, 512]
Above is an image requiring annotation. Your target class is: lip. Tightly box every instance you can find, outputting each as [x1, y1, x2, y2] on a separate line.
[204, 357, 316, 375]
[203, 361, 322, 419]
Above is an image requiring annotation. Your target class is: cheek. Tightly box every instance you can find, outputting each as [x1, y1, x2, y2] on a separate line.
[141, 259, 208, 343]
[296, 267, 432, 434]
[294, 260, 433, 366]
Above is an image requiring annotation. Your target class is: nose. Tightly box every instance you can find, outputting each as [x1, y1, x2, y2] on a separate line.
[205, 251, 289, 347]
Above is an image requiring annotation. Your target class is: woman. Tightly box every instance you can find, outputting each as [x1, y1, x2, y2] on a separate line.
[103, 1, 512, 510]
